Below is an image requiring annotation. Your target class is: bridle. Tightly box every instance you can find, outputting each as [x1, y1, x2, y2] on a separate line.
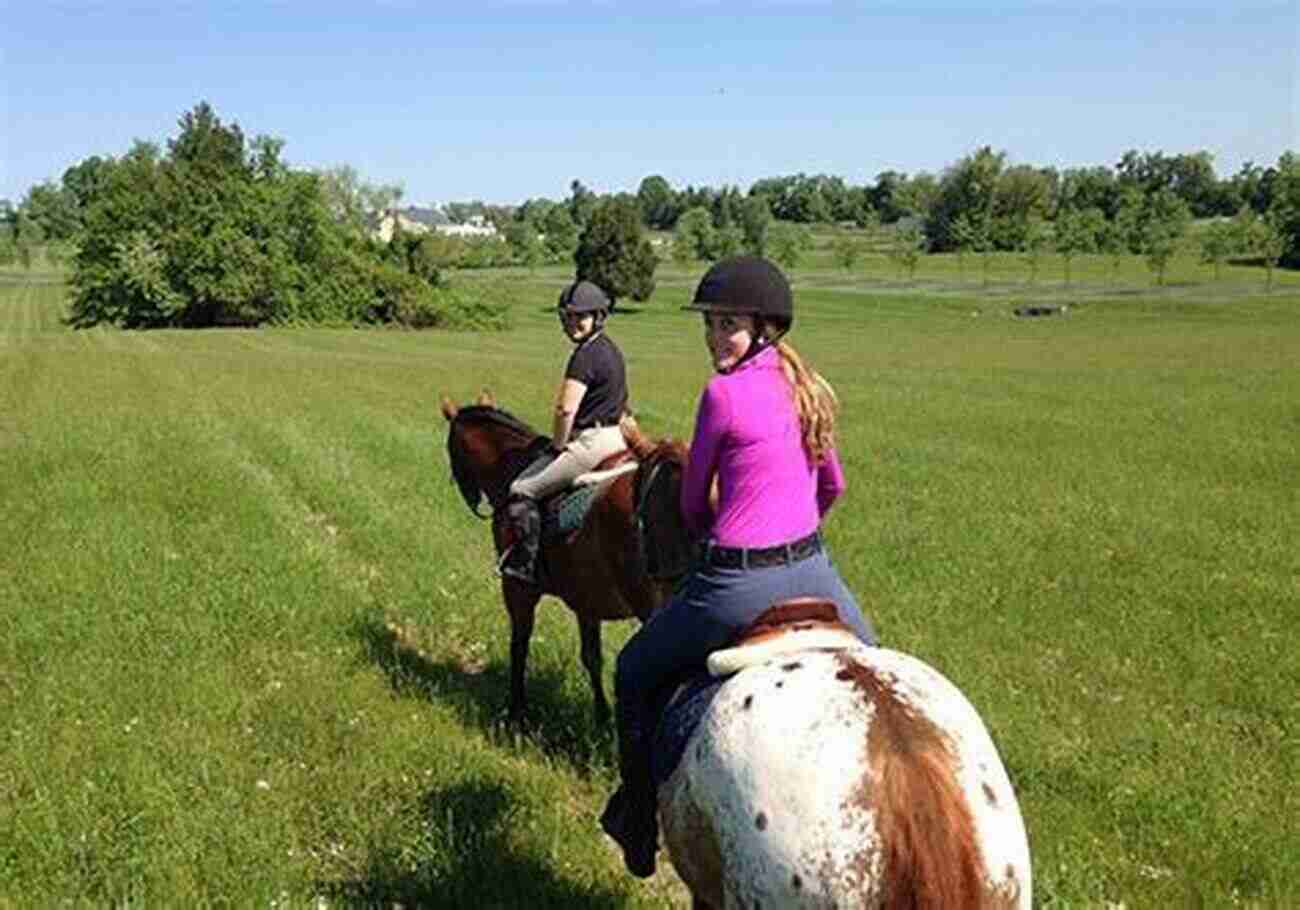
[447, 407, 549, 520]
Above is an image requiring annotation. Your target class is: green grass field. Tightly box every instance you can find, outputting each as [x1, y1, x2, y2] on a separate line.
[2, 259, 1297, 907]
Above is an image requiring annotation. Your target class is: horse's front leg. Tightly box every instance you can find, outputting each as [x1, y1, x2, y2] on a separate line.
[578, 614, 611, 725]
[502, 581, 539, 723]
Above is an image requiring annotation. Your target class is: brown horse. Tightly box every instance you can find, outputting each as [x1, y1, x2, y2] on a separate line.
[440, 390, 691, 723]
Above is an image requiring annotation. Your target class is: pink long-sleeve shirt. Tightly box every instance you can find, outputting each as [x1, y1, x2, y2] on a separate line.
[680, 345, 846, 548]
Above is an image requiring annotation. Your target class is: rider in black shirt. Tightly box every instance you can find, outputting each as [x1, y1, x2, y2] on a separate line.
[501, 280, 629, 583]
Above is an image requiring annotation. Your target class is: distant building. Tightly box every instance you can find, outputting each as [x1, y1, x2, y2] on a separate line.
[372, 206, 498, 242]
[373, 206, 449, 242]
[435, 214, 499, 238]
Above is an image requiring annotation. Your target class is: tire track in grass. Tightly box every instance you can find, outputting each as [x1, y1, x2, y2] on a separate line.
[217, 400, 497, 636]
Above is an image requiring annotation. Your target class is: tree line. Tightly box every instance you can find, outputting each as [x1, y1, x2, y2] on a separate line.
[495, 148, 1299, 281]
[4, 102, 1297, 325]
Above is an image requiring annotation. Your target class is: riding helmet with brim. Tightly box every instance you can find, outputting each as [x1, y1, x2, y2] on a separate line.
[558, 280, 611, 313]
[684, 255, 793, 332]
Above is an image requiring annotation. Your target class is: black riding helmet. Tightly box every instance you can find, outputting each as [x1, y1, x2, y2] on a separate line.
[683, 255, 793, 338]
[558, 280, 611, 314]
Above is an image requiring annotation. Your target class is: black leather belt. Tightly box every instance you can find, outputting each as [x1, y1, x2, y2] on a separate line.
[575, 417, 618, 432]
[700, 531, 822, 570]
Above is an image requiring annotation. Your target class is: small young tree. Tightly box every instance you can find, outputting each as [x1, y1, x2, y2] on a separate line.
[1018, 217, 1050, 286]
[1198, 220, 1238, 282]
[1097, 217, 1124, 287]
[767, 221, 814, 270]
[673, 207, 715, 262]
[1241, 211, 1289, 290]
[1140, 190, 1190, 286]
[950, 213, 975, 281]
[971, 213, 995, 287]
[573, 196, 657, 306]
[1054, 206, 1101, 287]
[832, 234, 862, 270]
[1101, 191, 1144, 286]
[888, 225, 925, 282]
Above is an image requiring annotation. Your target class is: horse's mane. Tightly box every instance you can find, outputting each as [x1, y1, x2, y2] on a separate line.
[446, 404, 549, 514]
[452, 405, 542, 445]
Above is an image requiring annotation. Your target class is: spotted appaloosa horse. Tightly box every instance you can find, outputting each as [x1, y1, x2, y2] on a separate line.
[657, 604, 1031, 909]
[440, 391, 691, 723]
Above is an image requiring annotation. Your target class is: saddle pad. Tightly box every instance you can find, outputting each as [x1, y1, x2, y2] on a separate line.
[706, 626, 862, 677]
[517, 451, 633, 540]
[542, 484, 602, 539]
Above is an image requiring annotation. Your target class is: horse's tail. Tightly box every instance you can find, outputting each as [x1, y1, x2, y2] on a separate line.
[841, 656, 1008, 909]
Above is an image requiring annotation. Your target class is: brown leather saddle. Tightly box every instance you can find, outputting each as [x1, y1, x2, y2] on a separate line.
[707, 598, 862, 677]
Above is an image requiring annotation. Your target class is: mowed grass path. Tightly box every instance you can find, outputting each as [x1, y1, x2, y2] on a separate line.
[1, 268, 1297, 907]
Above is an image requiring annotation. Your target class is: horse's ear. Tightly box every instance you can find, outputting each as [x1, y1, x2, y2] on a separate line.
[477, 388, 496, 407]
[440, 396, 458, 422]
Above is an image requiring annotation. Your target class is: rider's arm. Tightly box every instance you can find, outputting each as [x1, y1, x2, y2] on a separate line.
[815, 446, 846, 517]
[551, 378, 586, 448]
[681, 381, 728, 534]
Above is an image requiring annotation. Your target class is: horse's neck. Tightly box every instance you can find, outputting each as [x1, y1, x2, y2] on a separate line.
[487, 436, 544, 489]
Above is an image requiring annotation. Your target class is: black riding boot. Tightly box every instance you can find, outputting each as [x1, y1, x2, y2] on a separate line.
[499, 494, 541, 584]
[600, 721, 659, 877]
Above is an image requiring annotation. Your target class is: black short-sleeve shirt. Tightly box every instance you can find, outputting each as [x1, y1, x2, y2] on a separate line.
[565, 332, 628, 430]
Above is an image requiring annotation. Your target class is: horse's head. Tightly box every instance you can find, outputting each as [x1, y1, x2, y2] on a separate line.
[623, 417, 696, 587]
[440, 391, 544, 518]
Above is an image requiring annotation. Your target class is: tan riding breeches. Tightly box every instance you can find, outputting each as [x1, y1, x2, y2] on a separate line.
[509, 425, 627, 501]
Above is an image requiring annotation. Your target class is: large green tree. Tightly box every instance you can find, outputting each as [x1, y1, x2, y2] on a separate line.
[1266, 151, 1300, 267]
[68, 102, 455, 329]
[925, 146, 1004, 252]
[317, 164, 404, 234]
[573, 195, 657, 305]
[21, 181, 79, 241]
[636, 175, 677, 230]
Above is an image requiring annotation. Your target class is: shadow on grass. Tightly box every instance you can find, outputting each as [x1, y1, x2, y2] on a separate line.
[320, 779, 627, 909]
[355, 618, 616, 775]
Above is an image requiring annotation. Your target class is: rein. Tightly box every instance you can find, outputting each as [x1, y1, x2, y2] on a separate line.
[632, 450, 692, 583]
[633, 458, 668, 573]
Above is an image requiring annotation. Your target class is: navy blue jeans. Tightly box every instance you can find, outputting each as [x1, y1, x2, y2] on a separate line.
[612, 547, 877, 800]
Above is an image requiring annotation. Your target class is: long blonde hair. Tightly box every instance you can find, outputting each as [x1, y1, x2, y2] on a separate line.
[768, 334, 838, 464]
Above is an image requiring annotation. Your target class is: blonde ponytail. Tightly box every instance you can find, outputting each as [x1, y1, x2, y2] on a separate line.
[772, 339, 838, 464]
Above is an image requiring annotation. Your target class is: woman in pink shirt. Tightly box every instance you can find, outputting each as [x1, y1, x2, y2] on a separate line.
[601, 256, 875, 877]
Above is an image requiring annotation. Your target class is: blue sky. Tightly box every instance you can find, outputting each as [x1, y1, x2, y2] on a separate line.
[2, 1, 1296, 206]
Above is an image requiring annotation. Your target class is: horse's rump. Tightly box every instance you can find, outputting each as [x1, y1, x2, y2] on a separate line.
[658, 644, 1031, 909]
